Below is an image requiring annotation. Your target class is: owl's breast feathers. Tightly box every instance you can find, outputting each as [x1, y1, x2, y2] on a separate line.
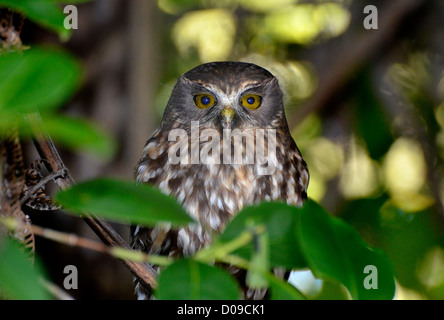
[133, 126, 308, 255]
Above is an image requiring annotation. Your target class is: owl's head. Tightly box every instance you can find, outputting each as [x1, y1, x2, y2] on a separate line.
[161, 62, 288, 132]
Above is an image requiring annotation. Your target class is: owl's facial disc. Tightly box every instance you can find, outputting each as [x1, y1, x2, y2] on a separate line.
[190, 83, 266, 130]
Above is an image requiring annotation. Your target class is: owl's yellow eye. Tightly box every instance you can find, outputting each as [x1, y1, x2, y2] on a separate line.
[241, 94, 262, 110]
[194, 94, 215, 109]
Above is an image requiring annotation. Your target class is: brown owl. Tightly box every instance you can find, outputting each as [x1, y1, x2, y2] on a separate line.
[132, 62, 309, 299]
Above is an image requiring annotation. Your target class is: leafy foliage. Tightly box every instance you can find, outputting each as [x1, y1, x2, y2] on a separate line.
[0, 236, 49, 300]
[55, 178, 194, 227]
[297, 200, 395, 300]
[156, 259, 241, 300]
[3, 0, 435, 301]
[56, 178, 396, 300]
[41, 115, 116, 160]
[0, 47, 115, 160]
[219, 201, 307, 270]
[0, 0, 116, 299]
[0, 48, 80, 113]
[0, 0, 90, 41]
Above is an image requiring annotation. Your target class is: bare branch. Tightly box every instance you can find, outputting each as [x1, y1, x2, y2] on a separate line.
[39, 278, 74, 300]
[26, 112, 158, 291]
[20, 167, 66, 206]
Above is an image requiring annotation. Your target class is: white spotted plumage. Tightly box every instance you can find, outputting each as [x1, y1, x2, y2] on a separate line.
[131, 62, 309, 300]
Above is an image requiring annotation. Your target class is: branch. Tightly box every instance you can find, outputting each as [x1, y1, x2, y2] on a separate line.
[194, 225, 265, 263]
[1, 217, 173, 267]
[20, 167, 66, 206]
[26, 112, 158, 291]
[39, 278, 74, 300]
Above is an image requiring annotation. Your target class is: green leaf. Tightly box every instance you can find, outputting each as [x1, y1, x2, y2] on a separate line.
[246, 229, 269, 289]
[297, 199, 396, 300]
[0, 0, 71, 39]
[0, 237, 50, 300]
[313, 280, 350, 300]
[0, 111, 32, 136]
[269, 275, 306, 300]
[0, 47, 82, 114]
[156, 259, 241, 300]
[55, 0, 91, 3]
[55, 178, 195, 227]
[219, 202, 306, 269]
[41, 114, 116, 160]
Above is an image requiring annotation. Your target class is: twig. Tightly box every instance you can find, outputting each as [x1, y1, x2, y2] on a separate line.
[20, 167, 67, 206]
[194, 225, 265, 263]
[39, 278, 75, 300]
[25, 112, 158, 290]
[31, 222, 111, 255]
[3, 214, 304, 297]
[1, 217, 172, 267]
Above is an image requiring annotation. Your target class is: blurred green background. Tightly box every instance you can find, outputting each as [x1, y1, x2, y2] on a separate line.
[3, 0, 444, 299]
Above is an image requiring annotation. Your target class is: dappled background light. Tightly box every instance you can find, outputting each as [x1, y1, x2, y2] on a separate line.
[383, 138, 433, 212]
[172, 9, 235, 62]
[74, 0, 444, 300]
[6, 0, 444, 300]
[154, 0, 444, 300]
[262, 3, 351, 44]
[339, 138, 380, 200]
[153, 0, 444, 300]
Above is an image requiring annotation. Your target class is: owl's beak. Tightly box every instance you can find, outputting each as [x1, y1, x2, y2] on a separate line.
[221, 107, 235, 129]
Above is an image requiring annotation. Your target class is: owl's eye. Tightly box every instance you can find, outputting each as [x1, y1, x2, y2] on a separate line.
[194, 94, 215, 109]
[241, 94, 262, 110]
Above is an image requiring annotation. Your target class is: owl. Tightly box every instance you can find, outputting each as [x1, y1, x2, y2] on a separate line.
[132, 62, 309, 299]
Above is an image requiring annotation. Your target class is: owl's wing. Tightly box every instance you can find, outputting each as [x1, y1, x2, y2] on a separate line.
[132, 130, 175, 253]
